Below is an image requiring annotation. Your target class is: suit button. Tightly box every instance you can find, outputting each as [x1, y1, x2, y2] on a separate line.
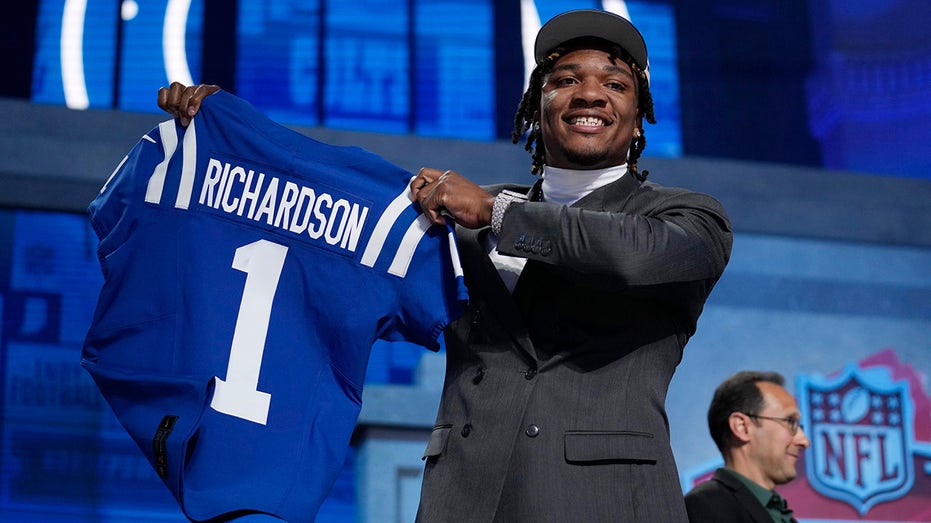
[532, 238, 544, 254]
[524, 368, 537, 380]
[473, 368, 485, 384]
[461, 424, 472, 438]
[515, 234, 527, 251]
[525, 424, 540, 438]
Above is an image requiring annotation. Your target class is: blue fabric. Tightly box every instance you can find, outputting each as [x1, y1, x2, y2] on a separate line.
[82, 91, 466, 522]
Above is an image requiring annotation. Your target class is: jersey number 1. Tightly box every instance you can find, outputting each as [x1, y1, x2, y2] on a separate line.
[210, 239, 288, 425]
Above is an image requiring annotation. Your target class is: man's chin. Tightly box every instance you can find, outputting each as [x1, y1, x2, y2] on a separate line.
[561, 150, 611, 169]
[776, 469, 798, 485]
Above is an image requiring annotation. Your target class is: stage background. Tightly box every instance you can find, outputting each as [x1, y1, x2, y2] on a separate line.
[1, 1, 929, 521]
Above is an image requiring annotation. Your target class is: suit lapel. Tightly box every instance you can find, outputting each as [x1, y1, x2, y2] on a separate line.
[456, 226, 537, 361]
[572, 168, 642, 211]
[714, 469, 775, 523]
[463, 173, 642, 363]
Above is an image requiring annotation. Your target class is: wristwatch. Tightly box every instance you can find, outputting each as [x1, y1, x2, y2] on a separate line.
[491, 190, 528, 234]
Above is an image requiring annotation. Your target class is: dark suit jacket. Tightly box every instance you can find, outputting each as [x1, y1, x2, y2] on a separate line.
[416, 174, 733, 522]
[684, 468, 775, 523]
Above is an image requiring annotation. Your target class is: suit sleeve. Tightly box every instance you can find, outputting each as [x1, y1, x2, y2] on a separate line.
[494, 189, 732, 291]
[684, 487, 725, 523]
[685, 473, 772, 523]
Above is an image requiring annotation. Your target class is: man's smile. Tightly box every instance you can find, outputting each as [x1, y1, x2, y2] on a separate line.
[568, 116, 607, 127]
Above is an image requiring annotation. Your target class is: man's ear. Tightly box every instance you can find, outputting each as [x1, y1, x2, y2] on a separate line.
[729, 412, 753, 444]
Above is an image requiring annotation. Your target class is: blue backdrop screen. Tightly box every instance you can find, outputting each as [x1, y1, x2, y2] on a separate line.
[29, 0, 681, 152]
[236, 0, 497, 140]
[28, 1, 931, 179]
[31, 0, 119, 109]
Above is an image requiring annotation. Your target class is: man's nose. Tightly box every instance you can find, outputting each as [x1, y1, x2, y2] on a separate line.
[796, 426, 811, 448]
[572, 79, 607, 105]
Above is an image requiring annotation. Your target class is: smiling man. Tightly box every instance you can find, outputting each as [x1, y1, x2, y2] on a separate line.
[537, 46, 642, 170]
[409, 9, 732, 523]
[685, 371, 811, 523]
[158, 9, 733, 522]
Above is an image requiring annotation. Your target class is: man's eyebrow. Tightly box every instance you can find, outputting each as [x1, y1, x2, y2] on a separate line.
[548, 63, 581, 73]
[549, 62, 634, 79]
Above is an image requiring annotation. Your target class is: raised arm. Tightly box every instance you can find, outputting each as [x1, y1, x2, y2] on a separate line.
[496, 189, 732, 290]
[410, 167, 495, 229]
[157, 82, 221, 127]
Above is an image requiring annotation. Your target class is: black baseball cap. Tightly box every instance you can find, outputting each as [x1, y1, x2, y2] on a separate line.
[533, 9, 649, 84]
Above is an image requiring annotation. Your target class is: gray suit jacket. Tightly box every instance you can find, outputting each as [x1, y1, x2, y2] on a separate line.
[416, 174, 732, 522]
[684, 468, 775, 523]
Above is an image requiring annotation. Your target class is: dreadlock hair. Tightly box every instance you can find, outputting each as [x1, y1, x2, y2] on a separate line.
[511, 38, 656, 180]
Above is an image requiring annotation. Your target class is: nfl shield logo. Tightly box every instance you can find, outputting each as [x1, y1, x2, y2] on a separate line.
[798, 365, 915, 514]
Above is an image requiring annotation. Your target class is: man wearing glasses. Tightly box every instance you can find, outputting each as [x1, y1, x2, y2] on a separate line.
[685, 371, 810, 523]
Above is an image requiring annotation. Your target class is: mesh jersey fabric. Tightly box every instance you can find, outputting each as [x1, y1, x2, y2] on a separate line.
[82, 90, 467, 522]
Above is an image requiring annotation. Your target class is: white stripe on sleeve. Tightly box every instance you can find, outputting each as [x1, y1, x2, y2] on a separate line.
[145, 120, 179, 204]
[387, 214, 432, 278]
[175, 118, 197, 209]
[360, 179, 416, 268]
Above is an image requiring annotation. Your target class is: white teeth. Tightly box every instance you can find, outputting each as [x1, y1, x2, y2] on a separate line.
[570, 116, 604, 126]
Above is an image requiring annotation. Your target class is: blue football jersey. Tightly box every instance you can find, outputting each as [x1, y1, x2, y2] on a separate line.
[82, 91, 467, 522]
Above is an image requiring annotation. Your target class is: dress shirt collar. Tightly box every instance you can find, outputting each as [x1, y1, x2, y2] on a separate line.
[721, 467, 794, 523]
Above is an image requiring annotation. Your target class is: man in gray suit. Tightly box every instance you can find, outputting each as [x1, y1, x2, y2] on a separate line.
[410, 9, 733, 522]
[684, 371, 810, 523]
[157, 8, 732, 521]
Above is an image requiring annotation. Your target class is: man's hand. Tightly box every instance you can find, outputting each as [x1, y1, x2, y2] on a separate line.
[410, 168, 495, 229]
[157, 82, 221, 127]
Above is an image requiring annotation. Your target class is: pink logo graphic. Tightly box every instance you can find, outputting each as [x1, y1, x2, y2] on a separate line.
[799, 363, 913, 513]
[684, 349, 931, 521]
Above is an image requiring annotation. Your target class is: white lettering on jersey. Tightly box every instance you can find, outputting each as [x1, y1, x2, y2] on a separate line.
[254, 178, 279, 225]
[197, 159, 370, 254]
[145, 129, 442, 278]
[211, 239, 287, 425]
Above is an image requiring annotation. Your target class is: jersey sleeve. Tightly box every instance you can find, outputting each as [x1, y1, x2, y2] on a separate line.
[374, 214, 468, 351]
[88, 121, 182, 263]
[411, 218, 468, 349]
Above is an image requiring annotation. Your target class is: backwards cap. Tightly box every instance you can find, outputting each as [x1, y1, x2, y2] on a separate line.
[533, 9, 650, 85]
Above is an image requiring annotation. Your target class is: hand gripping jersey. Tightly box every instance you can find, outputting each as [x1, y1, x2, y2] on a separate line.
[82, 91, 467, 522]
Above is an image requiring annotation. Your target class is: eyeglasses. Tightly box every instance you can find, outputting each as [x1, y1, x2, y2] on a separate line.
[744, 414, 803, 435]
